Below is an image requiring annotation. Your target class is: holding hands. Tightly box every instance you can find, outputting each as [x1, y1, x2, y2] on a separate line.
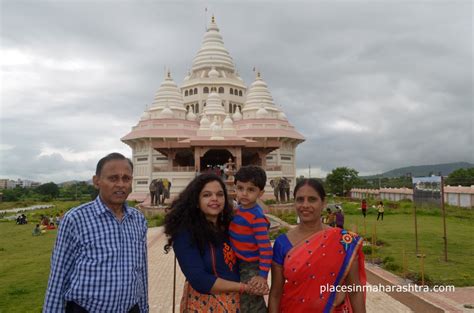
[244, 276, 269, 295]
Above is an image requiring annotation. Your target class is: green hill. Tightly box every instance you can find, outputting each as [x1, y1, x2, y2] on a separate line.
[366, 162, 474, 178]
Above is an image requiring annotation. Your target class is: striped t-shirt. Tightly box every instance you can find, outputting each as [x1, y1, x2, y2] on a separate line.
[229, 204, 272, 278]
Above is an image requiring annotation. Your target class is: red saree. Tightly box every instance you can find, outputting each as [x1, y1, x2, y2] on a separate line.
[280, 227, 366, 313]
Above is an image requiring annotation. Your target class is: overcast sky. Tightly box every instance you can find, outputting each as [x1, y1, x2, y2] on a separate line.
[1, 0, 472, 183]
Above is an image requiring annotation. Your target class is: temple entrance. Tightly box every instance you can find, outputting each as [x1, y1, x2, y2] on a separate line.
[242, 150, 262, 166]
[201, 149, 233, 172]
[174, 150, 194, 167]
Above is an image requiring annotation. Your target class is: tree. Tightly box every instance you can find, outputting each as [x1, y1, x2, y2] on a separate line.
[445, 168, 474, 186]
[326, 167, 359, 196]
[1, 187, 28, 201]
[35, 182, 60, 198]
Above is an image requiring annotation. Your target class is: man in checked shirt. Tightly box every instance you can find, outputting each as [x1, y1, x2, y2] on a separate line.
[43, 153, 148, 313]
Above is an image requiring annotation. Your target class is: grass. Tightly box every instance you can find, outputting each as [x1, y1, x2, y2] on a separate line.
[0, 221, 58, 312]
[271, 198, 474, 286]
[0, 200, 165, 312]
[0, 198, 472, 312]
[346, 212, 474, 286]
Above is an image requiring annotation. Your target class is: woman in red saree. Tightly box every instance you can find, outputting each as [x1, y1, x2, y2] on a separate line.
[269, 179, 366, 313]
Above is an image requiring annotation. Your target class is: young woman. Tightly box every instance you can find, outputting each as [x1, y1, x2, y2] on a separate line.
[164, 173, 264, 312]
[377, 201, 384, 221]
[268, 179, 366, 313]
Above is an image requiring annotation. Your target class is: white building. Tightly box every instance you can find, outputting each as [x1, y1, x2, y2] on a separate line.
[122, 16, 305, 201]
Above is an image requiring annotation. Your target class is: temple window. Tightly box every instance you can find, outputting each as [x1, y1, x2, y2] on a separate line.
[189, 89, 194, 95]
[185, 90, 188, 96]
[218, 87, 224, 94]
[230, 88, 234, 95]
[204, 87, 209, 93]
[239, 90, 243, 96]
[194, 88, 198, 94]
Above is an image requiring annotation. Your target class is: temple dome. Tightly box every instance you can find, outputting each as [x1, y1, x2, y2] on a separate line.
[208, 66, 219, 79]
[150, 71, 186, 115]
[256, 104, 269, 119]
[203, 91, 226, 118]
[278, 111, 288, 120]
[191, 16, 235, 73]
[232, 107, 242, 121]
[243, 72, 275, 111]
[199, 113, 211, 128]
[186, 110, 197, 121]
[223, 114, 234, 129]
[159, 105, 174, 119]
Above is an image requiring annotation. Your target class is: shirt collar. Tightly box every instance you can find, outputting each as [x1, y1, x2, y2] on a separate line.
[93, 196, 133, 218]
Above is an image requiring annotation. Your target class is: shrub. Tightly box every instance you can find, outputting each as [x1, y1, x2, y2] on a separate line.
[383, 262, 401, 272]
[270, 226, 289, 240]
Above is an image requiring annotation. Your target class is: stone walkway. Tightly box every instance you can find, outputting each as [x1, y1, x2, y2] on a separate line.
[147, 227, 471, 312]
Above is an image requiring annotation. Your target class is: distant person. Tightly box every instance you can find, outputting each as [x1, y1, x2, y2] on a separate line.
[46, 222, 56, 230]
[229, 165, 271, 313]
[361, 199, 367, 217]
[335, 206, 344, 228]
[377, 201, 384, 221]
[32, 224, 42, 236]
[325, 208, 336, 227]
[41, 215, 49, 227]
[43, 152, 148, 312]
[54, 214, 60, 226]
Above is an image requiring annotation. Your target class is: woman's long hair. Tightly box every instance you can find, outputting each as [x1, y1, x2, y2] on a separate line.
[164, 173, 233, 254]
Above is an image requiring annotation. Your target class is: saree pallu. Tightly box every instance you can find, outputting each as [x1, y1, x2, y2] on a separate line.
[180, 281, 240, 313]
[280, 228, 366, 313]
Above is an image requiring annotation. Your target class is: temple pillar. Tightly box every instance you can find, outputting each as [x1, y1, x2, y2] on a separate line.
[148, 138, 153, 181]
[235, 148, 242, 169]
[260, 150, 267, 168]
[194, 147, 201, 172]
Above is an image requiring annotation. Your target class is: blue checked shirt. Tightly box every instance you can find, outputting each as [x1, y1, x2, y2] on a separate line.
[43, 197, 148, 313]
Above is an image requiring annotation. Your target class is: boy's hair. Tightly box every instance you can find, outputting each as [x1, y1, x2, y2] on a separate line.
[234, 165, 267, 190]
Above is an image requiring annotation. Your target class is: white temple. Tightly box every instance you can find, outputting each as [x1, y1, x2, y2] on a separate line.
[122, 16, 304, 201]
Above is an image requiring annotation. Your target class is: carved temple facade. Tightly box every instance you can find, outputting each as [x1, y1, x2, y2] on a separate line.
[121, 16, 305, 201]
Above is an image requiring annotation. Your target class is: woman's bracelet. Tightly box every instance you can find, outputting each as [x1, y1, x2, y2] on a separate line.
[239, 283, 246, 294]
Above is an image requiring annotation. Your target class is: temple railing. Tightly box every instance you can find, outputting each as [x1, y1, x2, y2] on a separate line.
[153, 166, 195, 172]
[264, 165, 282, 171]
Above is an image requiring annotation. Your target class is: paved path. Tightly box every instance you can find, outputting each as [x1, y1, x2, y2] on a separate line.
[147, 227, 471, 312]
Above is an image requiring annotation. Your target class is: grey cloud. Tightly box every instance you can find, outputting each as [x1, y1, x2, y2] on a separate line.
[1, 0, 472, 182]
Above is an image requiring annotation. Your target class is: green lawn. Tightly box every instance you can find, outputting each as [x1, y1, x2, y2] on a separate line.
[273, 198, 474, 286]
[346, 212, 474, 286]
[0, 221, 57, 312]
[0, 199, 472, 312]
[0, 200, 164, 313]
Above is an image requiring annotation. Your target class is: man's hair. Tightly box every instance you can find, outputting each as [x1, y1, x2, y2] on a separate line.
[234, 165, 267, 190]
[95, 152, 133, 176]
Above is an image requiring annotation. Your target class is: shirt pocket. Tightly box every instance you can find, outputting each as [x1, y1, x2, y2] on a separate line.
[80, 234, 118, 266]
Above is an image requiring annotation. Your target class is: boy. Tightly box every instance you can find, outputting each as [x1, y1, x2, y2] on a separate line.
[229, 165, 271, 313]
